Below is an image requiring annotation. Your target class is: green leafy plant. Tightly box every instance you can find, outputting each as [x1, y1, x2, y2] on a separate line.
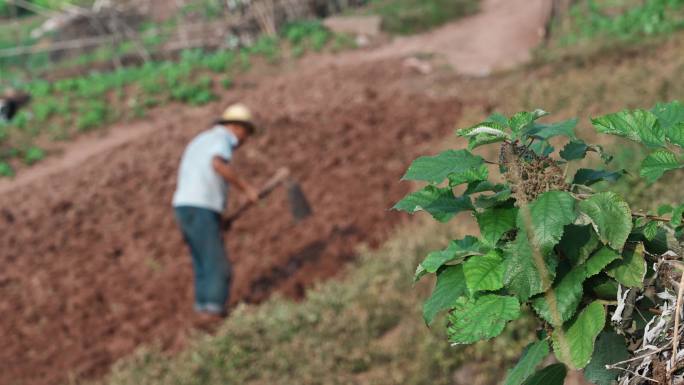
[363, 0, 479, 35]
[557, 0, 684, 46]
[0, 161, 13, 177]
[23, 145, 44, 165]
[396, 102, 684, 384]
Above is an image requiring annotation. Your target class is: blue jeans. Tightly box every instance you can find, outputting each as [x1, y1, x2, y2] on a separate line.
[174, 206, 231, 314]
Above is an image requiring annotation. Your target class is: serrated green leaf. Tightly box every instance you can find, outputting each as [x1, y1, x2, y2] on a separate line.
[640, 149, 684, 183]
[523, 118, 578, 140]
[528, 140, 554, 158]
[578, 192, 632, 250]
[585, 247, 620, 278]
[422, 265, 467, 325]
[475, 187, 513, 209]
[652, 101, 684, 130]
[643, 221, 660, 241]
[532, 266, 585, 325]
[519, 191, 577, 253]
[584, 331, 629, 385]
[592, 109, 665, 147]
[487, 112, 509, 126]
[503, 231, 558, 301]
[652, 101, 684, 147]
[419, 236, 485, 276]
[666, 122, 684, 147]
[606, 243, 646, 288]
[464, 250, 505, 294]
[504, 340, 551, 385]
[468, 133, 507, 150]
[521, 364, 567, 385]
[558, 225, 600, 266]
[509, 109, 549, 134]
[476, 207, 518, 247]
[447, 295, 520, 344]
[464, 181, 501, 195]
[552, 301, 606, 369]
[448, 165, 489, 187]
[560, 140, 589, 161]
[402, 149, 485, 184]
[672, 204, 684, 226]
[394, 186, 473, 222]
[573, 169, 624, 186]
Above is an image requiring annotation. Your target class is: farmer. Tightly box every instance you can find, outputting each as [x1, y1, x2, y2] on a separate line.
[173, 103, 259, 318]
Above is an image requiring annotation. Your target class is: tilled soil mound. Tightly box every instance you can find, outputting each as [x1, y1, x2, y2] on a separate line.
[0, 60, 462, 385]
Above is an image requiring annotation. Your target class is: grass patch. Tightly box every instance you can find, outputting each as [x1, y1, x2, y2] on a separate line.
[98, 218, 533, 385]
[360, 0, 479, 35]
[551, 0, 684, 47]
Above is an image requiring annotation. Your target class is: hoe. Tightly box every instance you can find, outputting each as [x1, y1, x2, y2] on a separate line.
[223, 167, 312, 227]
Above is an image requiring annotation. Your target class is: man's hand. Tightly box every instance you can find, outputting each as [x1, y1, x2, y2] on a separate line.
[244, 184, 260, 204]
[212, 156, 260, 204]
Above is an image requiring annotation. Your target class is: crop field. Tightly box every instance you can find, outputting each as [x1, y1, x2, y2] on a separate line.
[2, 1, 684, 385]
[0, 20, 352, 176]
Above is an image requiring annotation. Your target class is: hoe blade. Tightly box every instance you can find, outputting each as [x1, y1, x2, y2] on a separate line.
[287, 181, 312, 221]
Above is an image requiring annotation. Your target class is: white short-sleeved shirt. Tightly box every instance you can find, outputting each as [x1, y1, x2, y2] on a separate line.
[172, 126, 239, 213]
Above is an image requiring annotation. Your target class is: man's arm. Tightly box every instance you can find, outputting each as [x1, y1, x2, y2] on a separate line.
[212, 156, 259, 203]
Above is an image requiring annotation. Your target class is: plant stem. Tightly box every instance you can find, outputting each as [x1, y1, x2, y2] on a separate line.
[632, 212, 672, 223]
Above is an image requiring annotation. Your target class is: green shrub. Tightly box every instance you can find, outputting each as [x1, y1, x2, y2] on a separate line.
[249, 36, 281, 62]
[23, 146, 44, 165]
[0, 161, 14, 177]
[170, 76, 215, 105]
[366, 0, 479, 35]
[395, 103, 684, 384]
[76, 101, 109, 131]
[283, 20, 332, 52]
[557, 0, 684, 45]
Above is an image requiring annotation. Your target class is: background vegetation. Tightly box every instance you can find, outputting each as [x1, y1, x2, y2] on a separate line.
[0, 20, 350, 176]
[358, 0, 479, 35]
[551, 0, 684, 46]
[93, 20, 684, 382]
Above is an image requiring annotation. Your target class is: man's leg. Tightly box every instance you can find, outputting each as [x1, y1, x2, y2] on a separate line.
[195, 209, 231, 315]
[174, 206, 208, 311]
[178, 207, 230, 315]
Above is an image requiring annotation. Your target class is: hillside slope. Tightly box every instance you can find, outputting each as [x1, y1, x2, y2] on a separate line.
[96, 30, 684, 385]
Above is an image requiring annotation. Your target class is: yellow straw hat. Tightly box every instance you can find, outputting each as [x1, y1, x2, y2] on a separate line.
[218, 103, 256, 133]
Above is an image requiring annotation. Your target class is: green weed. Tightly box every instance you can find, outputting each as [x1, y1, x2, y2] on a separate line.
[22, 146, 44, 165]
[360, 0, 479, 35]
[76, 101, 109, 132]
[555, 0, 684, 46]
[0, 161, 13, 177]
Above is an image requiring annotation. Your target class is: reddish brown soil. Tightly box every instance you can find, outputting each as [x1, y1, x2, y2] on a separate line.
[0, 60, 463, 385]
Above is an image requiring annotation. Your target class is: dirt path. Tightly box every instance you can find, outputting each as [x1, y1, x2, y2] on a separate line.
[0, 4, 551, 385]
[362, 0, 551, 76]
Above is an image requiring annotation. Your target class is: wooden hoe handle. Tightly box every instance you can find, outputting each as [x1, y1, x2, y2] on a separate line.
[224, 167, 290, 223]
